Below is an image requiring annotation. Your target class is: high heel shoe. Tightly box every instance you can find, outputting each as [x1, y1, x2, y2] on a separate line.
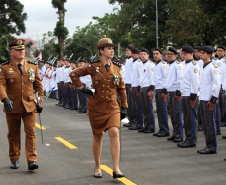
[94, 170, 102, 178]
[113, 171, 125, 178]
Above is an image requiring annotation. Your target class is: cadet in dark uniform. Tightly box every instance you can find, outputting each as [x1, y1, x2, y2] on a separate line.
[0, 39, 44, 170]
[70, 38, 128, 178]
[197, 46, 220, 154]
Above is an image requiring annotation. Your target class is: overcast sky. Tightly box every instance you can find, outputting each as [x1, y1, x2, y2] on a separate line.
[18, 0, 118, 40]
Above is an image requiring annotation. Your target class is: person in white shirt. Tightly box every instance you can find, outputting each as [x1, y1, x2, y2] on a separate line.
[38, 60, 46, 82]
[152, 48, 169, 137]
[177, 46, 199, 148]
[137, 48, 155, 133]
[55, 60, 61, 103]
[197, 46, 220, 154]
[128, 48, 143, 130]
[123, 46, 134, 127]
[63, 59, 72, 109]
[70, 60, 78, 110]
[164, 47, 183, 143]
[58, 59, 65, 106]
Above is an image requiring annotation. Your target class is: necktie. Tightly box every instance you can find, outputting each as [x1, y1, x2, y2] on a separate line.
[105, 64, 109, 72]
[18, 64, 23, 75]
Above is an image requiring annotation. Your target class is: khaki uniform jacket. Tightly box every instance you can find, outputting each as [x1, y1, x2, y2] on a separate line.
[0, 60, 44, 114]
[69, 60, 128, 114]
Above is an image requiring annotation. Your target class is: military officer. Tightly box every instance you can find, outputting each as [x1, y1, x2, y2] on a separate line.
[70, 38, 127, 178]
[197, 46, 220, 154]
[137, 48, 155, 133]
[0, 39, 44, 170]
[165, 47, 183, 143]
[177, 46, 199, 148]
[153, 48, 169, 137]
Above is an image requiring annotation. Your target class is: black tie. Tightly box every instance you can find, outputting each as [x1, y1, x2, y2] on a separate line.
[105, 64, 109, 72]
[18, 64, 23, 75]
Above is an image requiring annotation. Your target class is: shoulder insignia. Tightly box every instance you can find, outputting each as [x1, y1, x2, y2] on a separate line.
[28, 61, 37, 65]
[138, 59, 142, 62]
[1, 60, 10, 66]
[192, 60, 197, 65]
[90, 59, 100, 64]
[161, 60, 166, 64]
[212, 62, 217, 68]
[112, 61, 121, 67]
[176, 60, 180, 64]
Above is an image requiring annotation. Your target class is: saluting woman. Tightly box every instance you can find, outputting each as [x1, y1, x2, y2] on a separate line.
[69, 38, 128, 178]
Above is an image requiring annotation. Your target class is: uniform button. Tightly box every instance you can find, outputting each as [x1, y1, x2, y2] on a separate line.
[103, 85, 105, 87]
[107, 91, 109, 93]
[104, 79, 106, 80]
[102, 96, 104, 98]
[102, 91, 104, 93]
[22, 90, 23, 92]
[107, 85, 109, 87]
[108, 80, 110, 82]
[106, 97, 108, 98]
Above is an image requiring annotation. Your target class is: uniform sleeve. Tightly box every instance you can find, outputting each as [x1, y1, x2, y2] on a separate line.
[222, 63, 226, 90]
[176, 64, 183, 91]
[70, 65, 94, 88]
[211, 67, 221, 100]
[148, 63, 155, 90]
[117, 69, 128, 108]
[190, 65, 200, 100]
[0, 66, 8, 101]
[33, 65, 44, 105]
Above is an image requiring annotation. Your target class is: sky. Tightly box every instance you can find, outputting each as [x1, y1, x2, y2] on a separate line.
[18, 0, 118, 40]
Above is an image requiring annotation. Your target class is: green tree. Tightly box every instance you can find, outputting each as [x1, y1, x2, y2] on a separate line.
[0, 0, 27, 61]
[51, 0, 69, 59]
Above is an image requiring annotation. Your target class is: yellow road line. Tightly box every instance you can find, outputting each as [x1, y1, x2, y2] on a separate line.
[35, 122, 46, 130]
[101, 165, 137, 185]
[55, 137, 78, 149]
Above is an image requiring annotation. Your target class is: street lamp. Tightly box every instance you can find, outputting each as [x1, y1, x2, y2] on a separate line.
[156, 0, 159, 48]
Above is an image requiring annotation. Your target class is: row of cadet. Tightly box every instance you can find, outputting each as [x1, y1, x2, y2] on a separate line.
[38, 58, 93, 113]
[123, 44, 226, 156]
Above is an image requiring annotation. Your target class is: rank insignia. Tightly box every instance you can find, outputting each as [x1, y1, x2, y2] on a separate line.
[214, 70, 218, 74]
[8, 68, 14, 74]
[163, 65, 167, 70]
[194, 68, 198, 73]
[178, 66, 183, 70]
[113, 74, 120, 86]
[28, 68, 35, 82]
[96, 67, 99, 73]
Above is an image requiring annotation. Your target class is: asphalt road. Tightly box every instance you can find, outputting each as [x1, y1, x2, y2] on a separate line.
[0, 99, 226, 185]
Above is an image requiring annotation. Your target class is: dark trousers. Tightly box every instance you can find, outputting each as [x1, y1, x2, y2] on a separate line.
[219, 87, 225, 122]
[155, 89, 169, 134]
[197, 99, 203, 129]
[77, 83, 86, 112]
[181, 96, 198, 144]
[71, 85, 78, 109]
[140, 87, 155, 130]
[200, 101, 217, 152]
[125, 84, 132, 122]
[63, 82, 67, 105]
[168, 92, 183, 138]
[215, 101, 221, 133]
[65, 82, 72, 108]
[131, 87, 142, 128]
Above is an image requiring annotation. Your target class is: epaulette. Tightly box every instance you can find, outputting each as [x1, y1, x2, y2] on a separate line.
[161, 60, 167, 64]
[90, 59, 100, 64]
[212, 62, 217, 68]
[192, 60, 197, 65]
[112, 61, 121, 67]
[28, 61, 37, 65]
[176, 60, 181, 64]
[138, 59, 142, 62]
[1, 60, 10, 66]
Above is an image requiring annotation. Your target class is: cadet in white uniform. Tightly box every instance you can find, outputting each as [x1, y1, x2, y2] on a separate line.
[63, 59, 72, 109]
[164, 47, 183, 143]
[137, 48, 155, 133]
[128, 48, 143, 130]
[152, 48, 169, 137]
[123, 46, 134, 127]
[58, 59, 65, 106]
[177, 46, 199, 148]
[197, 46, 220, 154]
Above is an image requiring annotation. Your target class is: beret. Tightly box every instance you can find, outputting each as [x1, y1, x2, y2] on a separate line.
[201, 46, 214, 54]
[127, 45, 133, 50]
[182, 46, 194, 53]
[194, 46, 201, 51]
[207, 45, 215, 53]
[154, 48, 163, 54]
[131, 48, 140, 54]
[168, 47, 177, 54]
[218, 45, 226, 51]
[140, 48, 150, 54]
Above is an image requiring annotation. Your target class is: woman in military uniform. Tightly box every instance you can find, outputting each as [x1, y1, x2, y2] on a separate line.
[70, 38, 128, 178]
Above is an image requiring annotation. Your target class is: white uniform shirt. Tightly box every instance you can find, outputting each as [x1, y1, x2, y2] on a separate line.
[85, 75, 92, 88]
[180, 60, 200, 97]
[120, 65, 126, 80]
[64, 66, 72, 83]
[165, 60, 183, 92]
[199, 62, 221, 101]
[131, 58, 142, 87]
[59, 65, 65, 82]
[212, 57, 223, 84]
[139, 60, 155, 88]
[124, 57, 133, 84]
[154, 59, 168, 90]
[56, 66, 60, 83]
